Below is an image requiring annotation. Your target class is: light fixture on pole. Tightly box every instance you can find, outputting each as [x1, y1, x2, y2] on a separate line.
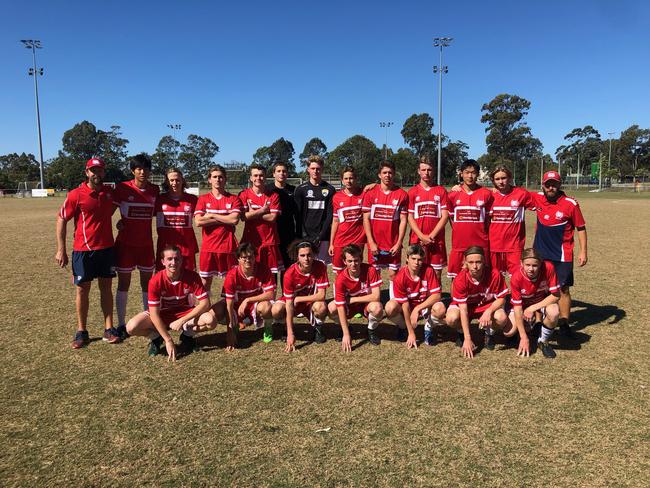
[20, 39, 45, 190]
[379, 122, 393, 160]
[167, 124, 182, 141]
[607, 131, 616, 171]
[433, 36, 452, 185]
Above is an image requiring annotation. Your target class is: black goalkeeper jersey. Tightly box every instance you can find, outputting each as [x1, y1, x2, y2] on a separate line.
[294, 180, 336, 243]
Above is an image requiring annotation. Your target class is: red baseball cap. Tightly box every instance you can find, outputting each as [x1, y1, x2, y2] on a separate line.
[542, 171, 561, 184]
[85, 157, 106, 170]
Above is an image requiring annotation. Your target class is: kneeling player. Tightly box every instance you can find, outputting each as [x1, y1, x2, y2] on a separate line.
[126, 245, 215, 361]
[385, 244, 446, 349]
[506, 248, 560, 358]
[327, 244, 384, 351]
[445, 246, 508, 359]
[272, 241, 329, 352]
[211, 243, 275, 351]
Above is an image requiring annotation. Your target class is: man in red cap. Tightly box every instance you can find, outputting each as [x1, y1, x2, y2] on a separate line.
[55, 158, 122, 348]
[531, 171, 588, 338]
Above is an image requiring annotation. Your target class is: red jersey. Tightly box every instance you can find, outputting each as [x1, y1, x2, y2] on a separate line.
[155, 192, 199, 255]
[114, 180, 159, 247]
[332, 189, 366, 247]
[194, 191, 242, 254]
[147, 268, 208, 319]
[362, 185, 408, 250]
[510, 260, 560, 308]
[222, 264, 275, 304]
[447, 186, 493, 251]
[334, 263, 382, 307]
[488, 187, 534, 252]
[59, 182, 115, 251]
[239, 188, 281, 247]
[407, 183, 449, 245]
[393, 266, 442, 306]
[531, 192, 586, 262]
[282, 260, 329, 300]
[451, 267, 508, 307]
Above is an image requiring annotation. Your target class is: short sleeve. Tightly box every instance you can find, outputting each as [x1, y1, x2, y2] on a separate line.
[230, 195, 243, 214]
[191, 274, 208, 301]
[194, 195, 206, 216]
[546, 262, 560, 294]
[261, 266, 276, 293]
[147, 275, 161, 307]
[334, 273, 347, 306]
[572, 201, 586, 228]
[393, 272, 409, 303]
[368, 266, 382, 288]
[269, 191, 281, 215]
[492, 271, 508, 298]
[451, 273, 468, 303]
[59, 191, 77, 221]
[223, 270, 236, 299]
[315, 262, 329, 289]
[238, 190, 249, 211]
[282, 268, 295, 299]
[361, 190, 372, 212]
[509, 272, 523, 305]
[440, 189, 450, 210]
[399, 192, 408, 214]
[425, 268, 441, 295]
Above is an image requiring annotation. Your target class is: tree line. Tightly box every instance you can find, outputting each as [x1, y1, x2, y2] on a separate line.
[2, 93, 648, 190]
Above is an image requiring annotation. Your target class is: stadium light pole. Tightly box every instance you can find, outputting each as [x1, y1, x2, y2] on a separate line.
[21, 39, 45, 190]
[433, 37, 452, 185]
[379, 121, 393, 160]
[167, 123, 182, 141]
[607, 131, 615, 171]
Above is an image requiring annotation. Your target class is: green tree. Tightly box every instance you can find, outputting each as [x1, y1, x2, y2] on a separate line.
[252, 146, 273, 166]
[613, 125, 650, 179]
[299, 137, 328, 168]
[252, 138, 297, 173]
[178, 134, 219, 182]
[391, 148, 418, 186]
[441, 140, 470, 184]
[401, 113, 436, 158]
[327, 135, 382, 185]
[152, 136, 181, 174]
[561, 126, 602, 182]
[0, 153, 40, 188]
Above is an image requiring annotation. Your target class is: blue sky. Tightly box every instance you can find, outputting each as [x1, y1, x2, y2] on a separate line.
[2, 0, 649, 165]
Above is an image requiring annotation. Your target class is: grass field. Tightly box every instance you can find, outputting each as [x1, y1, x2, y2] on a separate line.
[1, 192, 649, 487]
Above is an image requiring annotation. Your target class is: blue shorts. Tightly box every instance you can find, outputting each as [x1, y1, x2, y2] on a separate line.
[549, 260, 573, 288]
[72, 248, 116, 285]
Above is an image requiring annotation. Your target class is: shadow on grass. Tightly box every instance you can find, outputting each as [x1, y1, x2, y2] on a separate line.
[571, 300, 626, 329]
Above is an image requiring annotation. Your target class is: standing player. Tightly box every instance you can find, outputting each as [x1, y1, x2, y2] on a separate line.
[114, 154, 159, 338]
[239, 164, 284, 274]
[194, 165, 242, 295]
[384, 245, 446, 349]
[155, 167, 199, 271]
[294, 155, 336, 264]
[487, 166, 534, 276]
[272, 241, 329, 351]
[211, 243, 276, 349]
[531, 171, 588, 338]
[362, 160, 408, 297]
[329, 166, 366, 274]
[126, 245, 214, 360]
[445, 246, 509, 359]
[55, 157, 121, 348]
[507, 248, 561, 358]
[407, 156, 450, 281]
[266, 161, 299, 280]
[327, 244, 384, 351]
[446, 159, 493, 279]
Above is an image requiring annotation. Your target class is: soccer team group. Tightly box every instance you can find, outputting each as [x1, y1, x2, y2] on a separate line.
[55, 153, 588, 361]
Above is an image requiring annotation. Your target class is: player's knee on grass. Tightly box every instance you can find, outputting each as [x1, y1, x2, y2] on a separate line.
[445, 307, 460, 327]
[502, 319, 517, 337]
[312, 301, 327, 319]
[126, 311, 153, 336]
[210, 300, 226, 324]
[198, 311, 217, 331]
[545, 303, 560, 327]
[257, 300, 273, 318]
[431, 301, 446, 320]
[367, 301, 384, 319]
[384, 300, 401, 318]
[327, 301, 338, 319]
[271, 301, 286, 319]
[493, 309, 508, 328]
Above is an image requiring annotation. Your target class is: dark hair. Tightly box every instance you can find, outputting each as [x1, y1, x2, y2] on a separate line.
[463, 246, 485, 258]
[379, 160, 395, 172]
[130, 153, 152, 171]
[249, 163, 267, 175]
[288, 239, 317, 262]
[207, 165, 227, 179]
[161, 244, 182, 256]
[459, 159, 480, 173]
[272, 161, 288, 173]
[521, 248, 543, 262]
[162, 167, 187, 192]
[236, 242, 257, 258]
[406, 244, 426, 258]
[340, 166, 356, 178]
[342, 244, 362, 260]
[490, 165, 513, 181]
[419, 154, 433, 166]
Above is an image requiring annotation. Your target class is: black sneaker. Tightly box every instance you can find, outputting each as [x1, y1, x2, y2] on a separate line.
[368, 328, 381, 346]
[532, 322, 543, 340]
[539, 341, 557, 359]
[147, 337, 164, 357]
[559, 323, 576, 339]
[423, 329, 435, 346]
[455, 331, 464, 348]
[484, 333, 495, 351]
[116, 324, 130, 340]
[71, 330, 90, 349]
[397, 328, 408, 342]
[180, 333, 199, 353]
[334, 328, 343, 342]
[313, 325, 326, 344]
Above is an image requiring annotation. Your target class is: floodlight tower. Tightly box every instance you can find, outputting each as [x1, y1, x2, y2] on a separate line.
[21, 39, 45, 190]
[167, 124, 182, 141]
[433, 36, 452, 185]
[379, 121, 393, 160]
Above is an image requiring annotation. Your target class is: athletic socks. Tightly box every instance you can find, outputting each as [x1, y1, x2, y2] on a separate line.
[485, 326, 495, 336]
[116, 291, 128, 327]
[539, 325, 554, 343]
[389, 281, 395, 300]
[368, 313, 379, 330]
[142, 292, 148, 311]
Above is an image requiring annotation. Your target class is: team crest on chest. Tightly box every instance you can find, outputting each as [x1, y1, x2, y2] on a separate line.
[322, 189, 329, 197]
[544, 214, 549, 220]
[184, 205, 191, 211]
[128, 195, 134, 201]
[416, 196, 421, 201]
[434, 195, 440, 201]
[511, 200, 519, 207]
[392, 199, 398, 205]
[339, 201, 344, 206]
[456, 199, 461, 204]
[226, 203, 232, 209]
[207, 203, 211, 208]
[477, 199, 484, 206]
[307, 190, 314, 198]
[162, 204, 168, 210]
[555, 211, 564, 219]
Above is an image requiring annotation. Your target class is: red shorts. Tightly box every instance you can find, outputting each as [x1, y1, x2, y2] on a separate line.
[490, 251, 520, 276]
[115, 242, 155, 273]
[257, 245, 284, 274]
[449, 301, 494, 319]
[155, 246, 196, 272]
[368, 249, 401, 271]
[277, 296, 313, 317]
[447, 246, 490, 278]
[337, 302, 370, 319]
[199, 252, 236, 278]
[147, 306, 193, 326]
[422, 241, 447, 270]
[332, 244, 365, 273]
